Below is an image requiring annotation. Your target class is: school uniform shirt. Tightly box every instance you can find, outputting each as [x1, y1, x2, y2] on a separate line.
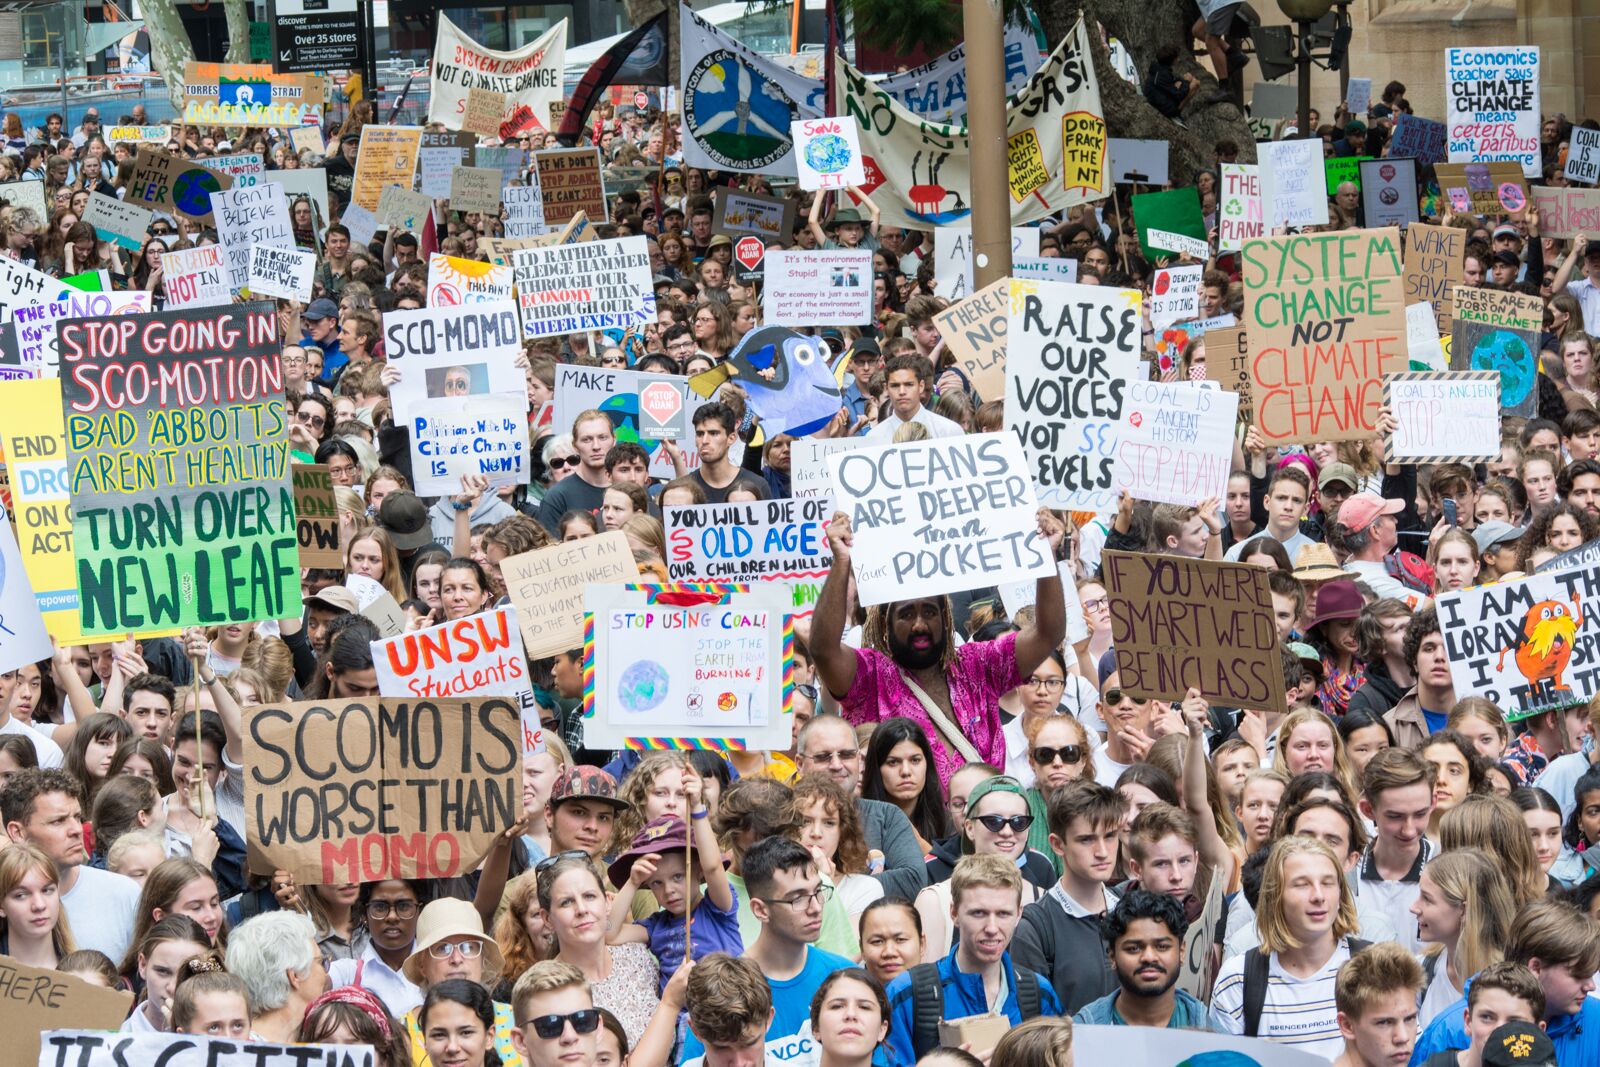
[864, 405, 965, 442]
[1210, 938, 1352, 1059]
[1355, 837, 1433, 952]
[678, 945, 854, 1066]
[0, 715, 62, 767]
[1011, 882, 1120, 1013]
[1567, 278, 1600, 336]
[328, 942, 424, 1020]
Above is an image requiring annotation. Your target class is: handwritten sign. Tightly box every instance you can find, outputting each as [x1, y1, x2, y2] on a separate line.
[1435, 162, 1528, 217]
[1403, 223, 1464, 331]
[1346, 77, 1372, 117]
[1530, 186, 1600, 240]
[499, 531, 635, 659]
[0, 378, 88, 643]
[374, 607, 532, 704]
[1131, 188, 1205, 261]
[1406, 303, 1448, 371]
[793, 116, 866, 191]
[1567, 127, 1600, 184]
[1390, 114, 1448, 165]
[449, 166, 501, 215]
[212, 183, 293, 292]
[2, 961, 129, 1067]
[1150, 265, 1202, 333]
[1113, 381, 1238, 507]
[1013, 257, 1078, 283]
[181, 62, 326, 128]
[426, 254, 514, 307]
[126, 146, 233, 225]
[934, 279, 1009, 401]
[1006, 279, 1140, 511]
[1259, 140, 1330, 229]
[791, 437, 864, 499]
[418, 131, 477, 199]
[1446, 46, 1540, 178]
[512, 236, 654, 338]
[82, 192, 151, 252]
[503, 182, 547, 239]
[162, 245, 230, 310]
[376, 183, 431, 235]
[933, 227, 1039, 300]
[763, 249, 873, 327]
[1104, 551, 1285, 713]
[1203, 325, 1254, 428]
[291, 463, 342, 568]
[428, 14, 565, 140]
[535, 147, 607, 226]
[1450, 287, 1542, 417]
[1383, 371, 1499, 462]
[665, 497, 833, 589]
[41, 1031, 373, 1067]
[247, 245, 315, 303]
[13, 291, 149, 377]
[352, 125, 422, 213]
[464, 86, 508, 136]
[0, 504, 51, 673]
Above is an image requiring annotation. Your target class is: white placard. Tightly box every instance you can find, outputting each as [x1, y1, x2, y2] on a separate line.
[427, 253, 515, 306]
[1218, 163, 1262, 252]
[934, 226, 1041, 300]
[1385, 372, 1500, 461]
[162, 245, 230, 310]
[1405, 302, 1448, 372]
[13, 290, 149, 376]
[1260, 139, 1330, 229]
[763, 249, 873, 327]
[0, 257, 57, 315]
[38, 1031, 377, 1067]
[503, 181, 548, 239]
[405, 392, 528, 497]
[0, 504, 52, 674]
[82, 192, 151, 251]
[1113, 380, 1239, 507]
[1013, 257, 1078, 283]
[373, 606, 534, 703]
[341, 201, 379, 248]
[1149, 264, 1203, 333]
[1108, 138, 1170, 185]
[791, 437, 866, 498]
[1147, 229, 1209, 260]
[664, 497, 833, 588]
[212, 183, 293, 293]
[792, 116, 867, 191]
[1567, 127, 1600, 185]
[512, 235, 655, 338]
[247, 245, 316, 303]
[1446, 46, 1541, 179]
[1345, 77, 1372, 117]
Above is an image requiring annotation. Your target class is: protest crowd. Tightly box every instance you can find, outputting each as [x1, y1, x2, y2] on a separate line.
[2, 7, 1600, 1067]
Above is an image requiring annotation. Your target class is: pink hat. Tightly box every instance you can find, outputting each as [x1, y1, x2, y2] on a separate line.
[1337, 491, 1403, 531]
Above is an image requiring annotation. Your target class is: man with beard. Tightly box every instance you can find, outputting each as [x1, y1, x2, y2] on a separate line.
[1073, 890, 1216, 1029]
[813, 512, 1066, 793]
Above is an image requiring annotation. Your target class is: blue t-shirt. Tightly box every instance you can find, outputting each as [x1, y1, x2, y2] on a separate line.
[641, 887, 745, 994]
[1422, 708, 1448, 734]
[679, 946, 853, 1065]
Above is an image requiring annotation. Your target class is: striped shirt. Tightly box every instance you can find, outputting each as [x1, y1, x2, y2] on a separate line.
[1209, 939, 1352, 1059]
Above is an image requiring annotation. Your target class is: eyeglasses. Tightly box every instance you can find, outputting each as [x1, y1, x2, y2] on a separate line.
[974, 814, 1035, 834]
[426, 939, 485, 960]
[365, 899, 418, 919]
[1031, 745, 1084, 766]
[547, 455, 578, 470]
[536, 849, 591, 873]
[805, 748, 858, 765]
[525, 1009, 602, 1040]
[762, 884, 834, 909]
[1082, 597, 1108, 612]
[297, 411, 325, 429]
[1025, 676, 1066, 691]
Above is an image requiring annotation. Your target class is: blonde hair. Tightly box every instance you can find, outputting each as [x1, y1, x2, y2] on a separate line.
[1439, 794, 1546, 906]
[949, 852, 1023, 908]
[607, 751, 691, 855]
[1335, 941, 1424, 1020]
[511, 960, 588, 1024]
[1271, 707, 1358, 798]
[990, 1017, 1073, 1067]
[1023, 713, 1098, 788]
[346, 525, 406, 603]
[1420, 848, 1514, 978]
[1256, 835, 1359, 954]
[0, 843, 75, 956]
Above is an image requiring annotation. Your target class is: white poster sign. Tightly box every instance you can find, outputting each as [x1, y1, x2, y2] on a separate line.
[211, 184, 293, 292]
[1384, 371, 1500, 461]
[162, 245, 230, 310]
[763, 249, 873, 327]
[512, 236, 655, 338]
[1113, 380, 1239, 506]
[934, 227, 1042, 300]
[247, 245, 316, 303]
[792, 116, 866, 191]
[0, 505, 52, 674]
[82, 193, 151, 251]
[1149, 265, 1203, 332]
[1446, 46, 1541, 178]
[1260, 139, 1330, 229]
[427, 254, 516, 306]
[503, 182, 548, 239]
[1219, 163, 1262, 252]
[428, 15, 567, 138]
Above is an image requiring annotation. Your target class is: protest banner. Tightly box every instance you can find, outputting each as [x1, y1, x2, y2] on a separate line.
[513, 236, 654, 338]
[374, 607, 532, 700]
[1530, 186, 1600, 240]
[259, 169, 330, 240]
[791, 437, 864, 499]
[13, 291, 149, 377]
[476, 145, 527, 189]
[1406, 303, 1449, 372]
[582, 582, 792, 750]
[0, 257, 56, 319]
[0, 378, 87, 643]
[197, 152, 263, 188]
[1103, 551, 1285, 713]
[384, 302, 529, 495]
[1435, 161, 1528, 216]
[1538, 540, 1600, 575]
[126, 146, 233, 225]
[1112, 381, 1238, 507]
[345, 574, 405, 639]
[713, 188, 798, 242]
[1450, 287, 1542, 417]
[1149, 265, 1203, 333]
[830, 432, 1053, 607]
[58, 303, 298, 635]
[1013, 257, 1078, 283]
[552, 363, 695, 479]
[1218, 163, 1261, 252]
[427, 254, 515, 306]
[0, 504, 52, 672]
[1242, 229, 1406, 445]
[449, 166, 503, 215]
[162, 245, 230, 311]
[0, 178, 45, 222]
[341, 202, 379, 248]
[428, 14, 566, 139]
[500, 531, 635, 659]
[352, 126, 422, 213]
[1403, 222, 1464, 331]
[291, 463, 342, 568]
[1382, 371, 1499, 462]
[0, 325, 22, 382]
[182, 63, 324, 127]
[247, 245, 316, 303]
[1259, 139, 1330, 229]
[840, 16, 1105, 229]
[1108, 138, 1169, 185]
[1071, 1024, 1328, 1067]
[376, 183, 432, 235]
[1445, 46, 1540, 177]
[934, 279, 1009, 401]
[1360, 158, 1419, 229]
[763, 249, 872, 328]
[107, 125, 172, 145]
[464, 86, 508, 137]
[82, 192, 151, 252]
[535, 147, 607, 226]
[665, 497, 832, 583]
[503, 183, 547, 239]
[1203, 325, 1254, 427]
[212, 183, 293, 293]
[244, 695, 520, 884]
[418, 131, 478, 199]
[793, 116, 866, 191]
[1131, 188, 1206, 261]
[1437, 563, 1600, 719]
[1389, 113, 1448, 165]
[873, 21, 1044, 123]
[1006, 280, 1141, 511]
[933, 227, 1040, 300]
[1568, 127, 1600, 184]
[3, 962, 130, 1067]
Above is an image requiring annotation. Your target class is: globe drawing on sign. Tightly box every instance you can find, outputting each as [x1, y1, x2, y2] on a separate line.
[1178, 1052, 1265, 1067]
[684, 48, 794, 170]
[172, 168, 222, 217]
[1470, 329, 1534, 409]
[618, 660, 669, 713]
[803, 133, 853, 176]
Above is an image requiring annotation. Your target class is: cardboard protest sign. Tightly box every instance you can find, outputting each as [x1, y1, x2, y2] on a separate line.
[1259, 139, 1330, 229]
[1112, 381, 1238, 507]
[291, 463, 342, 568]
[713, 188, 798, 242]
[1389, 113, 1448, 165]
[181, 62, 325, 127]
[1537, 540, 1600, 576]
[1006, 280, 1141, 511]
[2, 960, 130, 1067]
[126, 146, 233, 225]
[418, 131, 478, 199]
[162, 245, 230, 310]
[244, 695, 520, 884]
[13, 291, 150, 377]
[500, 531, 634, 659]
[1406, 303, 1449, 372]
[0, 378, 89, 643]
[1450, 287, 1542, 417]
[934, 279, 1009, 401]
[353, 126, 423, 213]
[82, 192, 151, 252]
[248, 245, 316, 303]
[1108, 138, 1168, 185]
[1446, 46, 1540, 178]
[793, 116, 866, 191]
[212, 184, 294, 293]
[764, 249, 872, 327]
[0, 504, 52, 672]
[665, 497, 833, 584]
[1382, 371, 1499, 463]
[791, 437, 864, 498]
[503, 183, 547, 239]
[512, 236, 654, 338]
[0, 178, 45, 222]
[376, 183, 432, 235]
[1403, 223, 1464, 330]
[1242, 229, 1406, 445]
[933, 227, 1040, 301]
[1567, 127, 1600, 185]
[374, 606, 532, 700]
[464, 86, 508, 136]
[1437, 564, 1600, 719]
[1131, 188, 1205, 261]
[535, 148, 607, 226]
[1360, 158, 1419, 229]
[1203, 325, 1254, 428]
[829, 433, 1054, 606]
[582, 582, 792, 750]
[1435, 162, 1528, 217]
[1218, 163, 1262, 252]
[1529, 186, 1600, 240]
[198, 152, 263, 188]
[58, 303, 299, 636]
[429, 14, 566, 139]
[1149, 265, 1202, 333]
[427, 254, 515, 306]
[1104, 550, 1285, 713]
[1346, 77, 1372, 117]
[289, 125, 326, 156]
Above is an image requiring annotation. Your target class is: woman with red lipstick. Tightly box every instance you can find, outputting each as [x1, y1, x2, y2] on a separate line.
[0, 842, 75, 969]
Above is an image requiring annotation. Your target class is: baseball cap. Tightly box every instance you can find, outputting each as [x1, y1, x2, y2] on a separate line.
[305, 585, 358, 614]
[1338, 491, 1404, 531]
[1482, 1021, 1555, 1067]
[1317, 462, 1359, 491]
[1493, 224, 1522, 239]
[1472, 520, 1527, 554]
[375, 490, 434, 551]
[1493, 249, 1522, 267]
[1344, 120, 1367, 135]
[550, 766, 627, 811]
[304, 297, 339, 321]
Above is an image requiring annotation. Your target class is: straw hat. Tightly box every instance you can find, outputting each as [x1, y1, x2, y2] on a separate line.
[401, 898, 504, 984]
[1292, 543, 1346, 583]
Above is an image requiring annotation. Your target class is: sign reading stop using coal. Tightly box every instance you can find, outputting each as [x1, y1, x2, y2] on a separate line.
[270, 0, 361, 74]
[735, 236, 765, 283]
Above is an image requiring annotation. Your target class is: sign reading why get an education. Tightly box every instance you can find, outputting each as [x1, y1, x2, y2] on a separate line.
[244, 696, 521, 885]
[828, 433, 1054, 607]
[1104, 551, 1286, 713]
[58, 303, 299, 636]
[499, 531, 635, 660]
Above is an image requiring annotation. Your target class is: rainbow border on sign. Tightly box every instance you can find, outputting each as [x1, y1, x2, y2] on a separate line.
[581, 583, 793, 752]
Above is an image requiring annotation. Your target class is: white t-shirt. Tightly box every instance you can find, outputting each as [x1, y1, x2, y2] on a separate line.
[1210, 939, 1352, 1059]
[1417, 954, 1462, 1030]
[864, 405, 965, 442]
[1342, 559, 1424, 608]
[1224, 528, 1316, 563]
[0, 715, 62, 768]
[1568, 278, 1600, 335]
[61, 864, 141, 964]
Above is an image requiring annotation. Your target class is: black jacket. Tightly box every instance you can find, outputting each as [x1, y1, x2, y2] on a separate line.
[1345, 659, 1407, 718]
[1011, 890, 1119, 1014]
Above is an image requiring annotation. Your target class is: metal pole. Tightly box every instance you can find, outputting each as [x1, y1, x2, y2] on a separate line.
[964, 0, 1011, 288]
[58, 3, 68, 131]
[1296, 21, 1311, 138]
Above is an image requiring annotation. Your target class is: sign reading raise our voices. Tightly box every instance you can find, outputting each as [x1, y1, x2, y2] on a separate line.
[828, 433, 1054, 607]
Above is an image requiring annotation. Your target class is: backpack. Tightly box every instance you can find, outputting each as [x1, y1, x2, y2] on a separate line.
[1384, 550, 1434, 596]
[1241, 939, 1370, 1038]
[908, 961, 1043, 1059]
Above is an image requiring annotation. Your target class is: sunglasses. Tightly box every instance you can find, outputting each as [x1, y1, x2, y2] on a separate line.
[1032, 745, 1084, 766]
[536, 849, 591, 873]
[1102, 688, 1146, 707]
[526, 1010, 602, 1040]
[974, 813, 1034, 834]
[547, 455, 578, 470]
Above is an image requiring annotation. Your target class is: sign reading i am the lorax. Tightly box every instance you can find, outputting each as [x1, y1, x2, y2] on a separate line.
[1242, 228, 1406, 446]
[1103, 550, 1286, 713]
[57, 304, 299, 636]
[243, 696, 522, 884]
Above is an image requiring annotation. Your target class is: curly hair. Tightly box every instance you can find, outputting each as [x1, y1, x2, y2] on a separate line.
[861, 597, 959, 674]
[494, 873, 553, 982]
[606, 751, 692, 856]
[790, 776, 870, 876]
[1518, 501, 1599, 571]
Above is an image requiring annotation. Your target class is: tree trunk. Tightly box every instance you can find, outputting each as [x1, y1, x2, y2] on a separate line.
[1033, 0, 1257, 179]
[144, 2, 196, 112]
[223, 0, 251, 65]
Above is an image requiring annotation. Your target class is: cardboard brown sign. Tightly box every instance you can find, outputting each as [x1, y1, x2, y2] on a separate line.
[244, 697, 522, 885]
[1450, 287, 1543, 417]
[1103, 550, 1285, 714]
[464, 87, 508, 138]
[535, 148, 608, 227]
[500, 530, 637, 659]
[450, 165, 503, 215]
[292, 463, 342, 568]
[1203, 325, 1254, 428]
[1530, 185, 1600, 240]
[126, 146, 235, 226]
[1434, 162, 1528, 218]
[0, 957, 131, 1067]
[934, 278, 1008, 402]
[1403, 223, 1465, 334]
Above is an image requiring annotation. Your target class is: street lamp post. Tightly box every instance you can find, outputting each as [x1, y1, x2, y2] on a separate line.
[1279, 0, 1334, 137]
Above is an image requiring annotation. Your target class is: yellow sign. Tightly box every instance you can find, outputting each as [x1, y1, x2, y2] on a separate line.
[1007, 129, 1049, 204]
[1060, 110, 1106, 196]
[0, 379, 85, 644]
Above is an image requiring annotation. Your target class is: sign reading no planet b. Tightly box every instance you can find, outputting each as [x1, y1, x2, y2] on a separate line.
[828, 433, 1054, 607]
[58, 304, 299, 636]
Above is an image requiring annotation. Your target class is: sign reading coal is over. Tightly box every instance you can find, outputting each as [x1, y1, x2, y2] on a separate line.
[1243, 229, 1406, 446]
